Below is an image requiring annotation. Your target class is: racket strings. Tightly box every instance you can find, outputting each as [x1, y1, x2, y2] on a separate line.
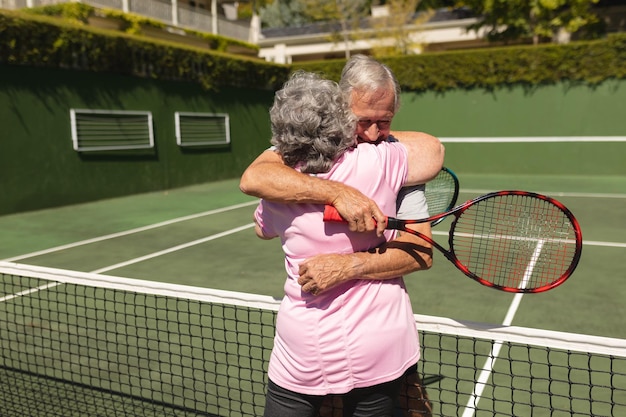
[451, 194, 579, 291]
[423, 168, 459, 229]
[424, 172, 456, 216]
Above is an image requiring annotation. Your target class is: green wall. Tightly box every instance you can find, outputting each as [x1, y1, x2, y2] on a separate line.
[0, 64, 274, 215]
[394, 80, 626, 176]
[2, 64, 624, 216]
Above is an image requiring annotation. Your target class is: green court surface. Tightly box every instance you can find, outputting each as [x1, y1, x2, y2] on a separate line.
[0, 173, 624, 340]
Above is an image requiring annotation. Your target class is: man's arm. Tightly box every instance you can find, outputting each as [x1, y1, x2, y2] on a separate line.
[241, 149, 336, 203]
[241, 133, 444, 199]
[392, 131, 445, 185]
[240, 132, 444, 231]
[240, 149, 387, 234]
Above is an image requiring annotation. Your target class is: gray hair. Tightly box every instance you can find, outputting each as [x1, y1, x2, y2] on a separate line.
[270, 71, 357, 174]
[339, 54, 401, 113]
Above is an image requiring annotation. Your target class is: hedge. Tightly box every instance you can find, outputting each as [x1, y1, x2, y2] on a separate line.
[1, 8, 625, 92]
[293, 34, 626, 92]
[0, 9, 288, 91]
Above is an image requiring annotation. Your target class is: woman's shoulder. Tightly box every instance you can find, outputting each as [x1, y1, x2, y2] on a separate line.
[319, 141, 407, 181]
[353, 140, 407, 162]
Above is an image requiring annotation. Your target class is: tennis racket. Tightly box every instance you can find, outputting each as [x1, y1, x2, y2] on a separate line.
[324, 190, 583, 293]
[425, 167, 459, 226]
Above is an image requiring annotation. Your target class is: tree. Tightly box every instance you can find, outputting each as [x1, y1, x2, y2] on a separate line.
[301, 0, 371, 58]
[369, 0, 435, 57]
[455, 0, 602, 45]
[260, 0, 371, 58]
[416, 0, 457, 10]
[259, 0, 310, 28]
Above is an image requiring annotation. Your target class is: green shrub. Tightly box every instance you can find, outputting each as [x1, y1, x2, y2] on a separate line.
[294, 33, 626, 92]
[22, 2, 94, 24]
[3, 7, 624, 93]
[18, 2, 257, 53]
[0, 9, 286, 91]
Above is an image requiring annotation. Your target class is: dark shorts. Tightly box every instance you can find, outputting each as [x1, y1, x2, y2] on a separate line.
[263, 375, 404, 417]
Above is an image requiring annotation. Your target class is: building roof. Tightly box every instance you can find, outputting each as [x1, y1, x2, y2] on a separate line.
[260, 7, 477, 39]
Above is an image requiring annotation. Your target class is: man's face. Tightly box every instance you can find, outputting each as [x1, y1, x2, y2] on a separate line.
[350, 88, 395, 144]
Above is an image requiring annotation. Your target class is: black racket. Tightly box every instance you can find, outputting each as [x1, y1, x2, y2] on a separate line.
[425, 167, 459, 226]
[324, 191, 583, 293]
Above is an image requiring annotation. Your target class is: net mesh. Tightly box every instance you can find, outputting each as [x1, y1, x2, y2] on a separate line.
[1, 262, 624, 417]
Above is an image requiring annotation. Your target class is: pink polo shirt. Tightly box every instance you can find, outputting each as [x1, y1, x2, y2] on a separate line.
[254, 141, 420, 395]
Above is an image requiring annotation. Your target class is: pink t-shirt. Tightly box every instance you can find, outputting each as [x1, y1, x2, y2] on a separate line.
[254, 141, 420, 395]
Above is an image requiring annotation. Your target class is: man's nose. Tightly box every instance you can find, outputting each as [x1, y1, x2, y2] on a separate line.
[364, 123, 379, 139]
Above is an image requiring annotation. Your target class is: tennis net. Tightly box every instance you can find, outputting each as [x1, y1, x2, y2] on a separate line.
[1, 261, 625, 417]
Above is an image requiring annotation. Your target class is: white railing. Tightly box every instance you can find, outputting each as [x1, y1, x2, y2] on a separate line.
[178, 4, 213, 33]
[0, 0, 251, 42]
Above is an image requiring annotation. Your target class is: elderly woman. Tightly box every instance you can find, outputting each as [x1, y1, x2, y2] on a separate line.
[254, 71, 428, 417]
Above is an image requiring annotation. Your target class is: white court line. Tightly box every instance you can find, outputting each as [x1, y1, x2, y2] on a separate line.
[461, 189, 626, 199]
[0, 281, 60, 303]
[5, 189, 623, 262]
[436, 188, 626, 249]
[2, 200, 259, 262]
[460, 240, 544, 417]
[441, 136, 626, 143]
[91, 223, 254, 274]
[432, 230, 626, 249]
[1, 223, 256, 300]
[581, 240, 626, 248]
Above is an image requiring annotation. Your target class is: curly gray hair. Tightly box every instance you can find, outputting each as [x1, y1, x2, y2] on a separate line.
[270, 71, 357, 174]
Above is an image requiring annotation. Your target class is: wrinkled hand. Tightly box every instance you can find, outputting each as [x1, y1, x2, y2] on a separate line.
[298, 254, 357, 295]
[331, 187, 386, 236]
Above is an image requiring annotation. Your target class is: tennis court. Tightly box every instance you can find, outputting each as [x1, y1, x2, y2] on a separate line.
[1, 148, 625, 416]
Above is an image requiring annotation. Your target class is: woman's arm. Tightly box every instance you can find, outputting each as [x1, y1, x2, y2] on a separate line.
[254, 218, 275, 240]
[297, 222, 433, 294]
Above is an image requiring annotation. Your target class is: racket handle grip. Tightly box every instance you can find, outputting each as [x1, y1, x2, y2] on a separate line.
[323, 205, 345, 222]
[323, 205, 390, 229]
